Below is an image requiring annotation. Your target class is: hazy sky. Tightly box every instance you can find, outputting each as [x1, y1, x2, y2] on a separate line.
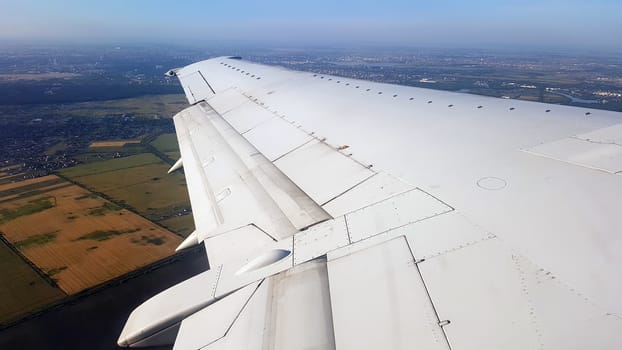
[1, 0, 620, 50]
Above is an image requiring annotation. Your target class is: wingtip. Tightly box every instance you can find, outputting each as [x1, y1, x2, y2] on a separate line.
[165, 68, 180, 77]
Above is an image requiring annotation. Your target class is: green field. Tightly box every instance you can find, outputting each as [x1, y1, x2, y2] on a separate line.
[45, 142, 69, 156]
[60, 94, 187, 119]
[160, 215, 195, 237]
[150, 133, 179, 153]
[73, 142, 150, 165]
[165, 151, 181, 160]
[59, 153, 161, 178]
[0, 239, 65, 325]
[59, 153, 191, 224]
[2, 94, 187, 120]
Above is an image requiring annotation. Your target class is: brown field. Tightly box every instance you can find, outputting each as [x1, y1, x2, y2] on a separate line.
[0, 182, 74, 204]
[0, 164, 23, 172]
[0, 240, 65, 325]
[0, 181, 182, 295]
[0, 175, 59, 193]
[0, 174, 28, 186]
[0, 172, 10, 178]
[90, 140, 142, 148]
[0, 175, 70, 207]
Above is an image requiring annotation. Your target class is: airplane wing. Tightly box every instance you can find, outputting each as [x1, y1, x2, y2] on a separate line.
[118, 56, 622, 349]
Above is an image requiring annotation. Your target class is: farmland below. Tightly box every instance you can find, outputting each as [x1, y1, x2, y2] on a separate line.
[0, 83, 200, 324]
[0, 238, 65, 324]
[59, 152, 193, 235]
[0, 105, 194, 325]
[0, 171, 185, 324]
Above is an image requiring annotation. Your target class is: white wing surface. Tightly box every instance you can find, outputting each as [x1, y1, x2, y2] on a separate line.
[119, 57, 622, 349]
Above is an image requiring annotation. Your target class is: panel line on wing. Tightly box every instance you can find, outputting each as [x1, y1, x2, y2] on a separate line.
[206, 223, 279, 242]
[343, 214, 353, 245]
[198, 70, 216, 95]
[271, 138, 316, 163]
[200, 279, 266, 349]
[403, 237, 454, 349]
[319, 172, 377, 207]
[186, 85, 196, 103]
[185, 115, 225, 225]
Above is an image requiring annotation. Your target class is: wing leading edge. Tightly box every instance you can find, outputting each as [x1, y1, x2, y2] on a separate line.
[118, 57, 622, 349]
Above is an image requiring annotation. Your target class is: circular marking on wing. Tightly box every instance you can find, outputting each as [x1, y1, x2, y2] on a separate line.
[477, 177, 507, 190]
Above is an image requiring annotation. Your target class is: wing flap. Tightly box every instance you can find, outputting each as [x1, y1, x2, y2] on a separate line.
[204, 259, 336, 350]
[221, 100, 276, 133]
[203, 225, 275, 265]
[244, 116, 314, 161]
[173, 102, 329, 265]
[273, 139, 375, 205]
[117, 269, 220, 347]
[173, 281, 260, 350]
[178, 71, 215, 104]
[327, 236, 450, 350]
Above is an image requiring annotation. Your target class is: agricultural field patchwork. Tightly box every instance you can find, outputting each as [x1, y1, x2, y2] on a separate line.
[60, 153, 191, 225]
[0, 239, 65, 325]
[0, 175, 70, 204]
[0, 134, 192, 324]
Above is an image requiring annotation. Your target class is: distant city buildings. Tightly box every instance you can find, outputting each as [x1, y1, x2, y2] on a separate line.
[594, 91, 622, 97]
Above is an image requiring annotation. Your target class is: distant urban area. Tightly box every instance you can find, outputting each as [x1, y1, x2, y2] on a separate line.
[1, 43, 621, 179]
[1, 44, 621, 179]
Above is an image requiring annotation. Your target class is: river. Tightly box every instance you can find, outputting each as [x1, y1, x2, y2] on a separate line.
[549, 91, 600, 104]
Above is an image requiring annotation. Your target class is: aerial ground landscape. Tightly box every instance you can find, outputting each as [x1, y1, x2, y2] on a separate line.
[1, 43, 621, 350]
